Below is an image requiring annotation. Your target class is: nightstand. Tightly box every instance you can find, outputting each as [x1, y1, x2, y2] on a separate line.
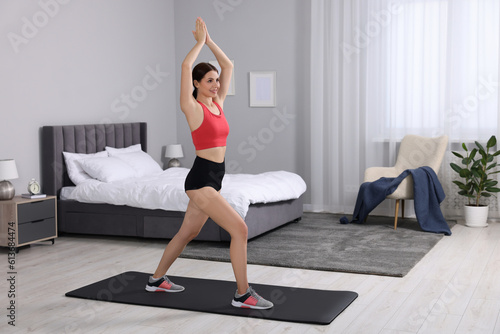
[0, 196, 57, 252]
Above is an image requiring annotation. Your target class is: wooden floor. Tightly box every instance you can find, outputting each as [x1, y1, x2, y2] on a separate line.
[2, 219, 500, 334]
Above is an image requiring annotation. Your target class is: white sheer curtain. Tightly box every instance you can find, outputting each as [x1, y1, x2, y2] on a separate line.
[309, 0, 499, 217]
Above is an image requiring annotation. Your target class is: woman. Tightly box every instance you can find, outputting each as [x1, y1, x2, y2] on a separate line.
[146, 17, 273, 310]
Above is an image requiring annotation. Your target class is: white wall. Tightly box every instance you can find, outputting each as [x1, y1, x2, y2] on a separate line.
[0, 0, 177, 194]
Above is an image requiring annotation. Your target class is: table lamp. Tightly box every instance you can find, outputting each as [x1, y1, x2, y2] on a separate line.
[0, 159, 19, 200]
[165, 144, 184, 168]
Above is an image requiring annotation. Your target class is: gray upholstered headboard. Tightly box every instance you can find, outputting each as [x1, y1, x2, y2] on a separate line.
[41, 122, 147, 196]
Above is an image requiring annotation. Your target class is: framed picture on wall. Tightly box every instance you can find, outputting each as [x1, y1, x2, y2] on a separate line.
[209, 60, 235, 95]
[249, 71, 276, 107]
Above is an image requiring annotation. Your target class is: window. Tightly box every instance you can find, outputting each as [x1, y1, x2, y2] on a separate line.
[374, 0, 499, 141]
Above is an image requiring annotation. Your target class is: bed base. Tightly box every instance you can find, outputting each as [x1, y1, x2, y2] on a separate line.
[58, 197, 303, 242]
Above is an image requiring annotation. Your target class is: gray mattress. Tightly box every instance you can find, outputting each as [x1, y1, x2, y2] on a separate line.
[41, 122, 303, 241]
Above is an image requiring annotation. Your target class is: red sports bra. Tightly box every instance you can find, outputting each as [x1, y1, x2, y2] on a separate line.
[191, 100, 230, 150]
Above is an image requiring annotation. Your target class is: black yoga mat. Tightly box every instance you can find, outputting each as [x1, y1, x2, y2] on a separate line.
[65, 271, 358, 325]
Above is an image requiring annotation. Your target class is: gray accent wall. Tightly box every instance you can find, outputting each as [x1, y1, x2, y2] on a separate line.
[173, 0, 311, 184]
[1, 0, 312, 204]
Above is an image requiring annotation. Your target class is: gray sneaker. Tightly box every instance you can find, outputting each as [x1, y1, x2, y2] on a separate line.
[145, 275, 185, 292]
[231, 286, 274, 309]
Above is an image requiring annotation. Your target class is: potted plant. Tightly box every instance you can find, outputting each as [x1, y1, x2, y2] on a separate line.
[450, 135, 500, 227]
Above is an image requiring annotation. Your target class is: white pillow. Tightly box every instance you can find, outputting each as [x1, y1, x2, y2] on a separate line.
[78, 156, 137, 183]
[113, 150, 162, 177]
[105, 144, 142, 156]
[63, 151, 108, 185]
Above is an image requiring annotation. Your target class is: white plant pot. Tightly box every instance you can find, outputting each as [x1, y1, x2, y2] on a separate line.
[464, 205, 489, 227]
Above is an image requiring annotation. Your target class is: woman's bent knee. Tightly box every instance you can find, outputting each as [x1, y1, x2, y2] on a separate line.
[231, 220, 248, 240]
[175, 228, 200, 243]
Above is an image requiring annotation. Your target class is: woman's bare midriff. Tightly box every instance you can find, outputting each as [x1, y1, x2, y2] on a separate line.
[196, 146, 226, 163]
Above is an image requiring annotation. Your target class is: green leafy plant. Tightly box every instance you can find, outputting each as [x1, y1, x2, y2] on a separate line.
[450, 135, 500, 206]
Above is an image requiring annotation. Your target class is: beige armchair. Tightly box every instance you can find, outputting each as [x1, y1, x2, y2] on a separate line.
[364, 135, 448, 229]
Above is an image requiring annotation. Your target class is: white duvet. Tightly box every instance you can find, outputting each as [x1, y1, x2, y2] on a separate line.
[62, 167, 307, 218]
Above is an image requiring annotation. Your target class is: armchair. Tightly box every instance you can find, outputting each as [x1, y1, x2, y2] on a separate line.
[364, 135, 448, 229]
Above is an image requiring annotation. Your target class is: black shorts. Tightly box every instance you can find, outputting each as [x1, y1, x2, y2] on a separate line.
[184, 156, 225, 192]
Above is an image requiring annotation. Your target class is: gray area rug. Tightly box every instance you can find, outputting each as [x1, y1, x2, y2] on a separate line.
[180, 212, 454, 277]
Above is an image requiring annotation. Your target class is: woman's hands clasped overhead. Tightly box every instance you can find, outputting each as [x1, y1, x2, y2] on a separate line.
[192, 17, 211, 45]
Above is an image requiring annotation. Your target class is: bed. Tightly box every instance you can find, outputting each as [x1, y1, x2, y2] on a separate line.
[41, 122, 305, 241]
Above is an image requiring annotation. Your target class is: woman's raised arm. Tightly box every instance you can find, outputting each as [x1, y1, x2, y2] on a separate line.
[180, 18, 206, 114]
[204, 22, 233, 103]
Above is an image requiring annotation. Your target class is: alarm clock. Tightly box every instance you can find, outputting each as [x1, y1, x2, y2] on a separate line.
[28, 178, 41, 195]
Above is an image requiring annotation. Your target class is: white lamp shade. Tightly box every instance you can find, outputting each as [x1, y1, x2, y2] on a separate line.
[165, 144, 184, 158]
[0, 159, 19, 180]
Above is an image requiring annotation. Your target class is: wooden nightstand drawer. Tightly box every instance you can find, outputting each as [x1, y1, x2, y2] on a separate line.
[18, 217, 56, 244]
[18, 199, 55, 223]
[0, 196, 57, 250]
